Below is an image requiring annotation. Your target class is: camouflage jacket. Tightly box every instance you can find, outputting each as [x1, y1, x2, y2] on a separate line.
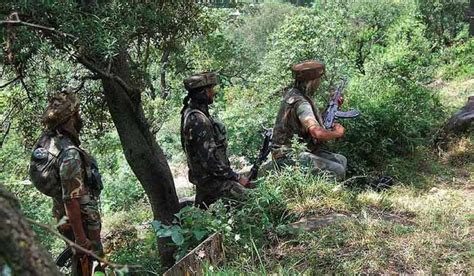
[272, 88, 323, 157]
[181, 102, 239, 185]
[29, 132, 100, 202]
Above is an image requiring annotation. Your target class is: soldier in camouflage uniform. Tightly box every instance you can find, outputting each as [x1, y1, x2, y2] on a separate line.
[29, 91, 103, 275]
[180, 72, 251, 208]
[272, 61, 347, 179]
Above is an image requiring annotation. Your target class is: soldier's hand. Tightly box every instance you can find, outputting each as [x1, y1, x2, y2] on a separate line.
[238, 176, 251, 188]
[57, 222, 72, 235]
[333, 123, 345, 138]
[338, 96, 344, 106]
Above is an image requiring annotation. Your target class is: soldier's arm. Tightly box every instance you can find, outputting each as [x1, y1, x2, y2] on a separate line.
[58, 148, 91, 249]
[187, 113, 239, 180]
[296, 101, 344, 141]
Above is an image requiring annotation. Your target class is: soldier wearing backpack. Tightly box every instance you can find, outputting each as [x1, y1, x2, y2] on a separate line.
[29, 91, 104, 275]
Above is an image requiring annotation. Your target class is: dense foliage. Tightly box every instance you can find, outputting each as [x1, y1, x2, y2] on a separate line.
[1, 0, 472, 274]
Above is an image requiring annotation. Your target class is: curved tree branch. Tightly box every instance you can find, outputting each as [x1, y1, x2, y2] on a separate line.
[75, 55, 140, 98]
[1, 12, 77, 40]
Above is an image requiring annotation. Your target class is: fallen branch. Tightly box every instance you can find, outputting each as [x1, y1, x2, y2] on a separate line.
[25, 218, 142, 270]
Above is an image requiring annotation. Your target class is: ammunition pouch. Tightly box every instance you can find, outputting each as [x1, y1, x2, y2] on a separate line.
[86, 158, 103, 193]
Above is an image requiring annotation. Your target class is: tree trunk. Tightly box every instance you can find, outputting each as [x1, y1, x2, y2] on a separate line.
[0, 184, 61, 276]
[160, 49, 171, 99]
[99, 51, 179, 267]
[469, 0, 474, 37]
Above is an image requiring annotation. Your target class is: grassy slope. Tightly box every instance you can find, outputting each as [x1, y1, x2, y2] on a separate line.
[6, 61, 469, 275]
[104, 139, 471, 274]
[271, 146, 472, 274]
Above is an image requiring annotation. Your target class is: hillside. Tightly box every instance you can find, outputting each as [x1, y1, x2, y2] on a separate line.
[0, 1, 472, 275]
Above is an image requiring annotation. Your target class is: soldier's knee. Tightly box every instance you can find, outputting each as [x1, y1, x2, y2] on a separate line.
[331, 164, 346, 180]
[335, 154, 347, 169]
[298, 152, 317, 167]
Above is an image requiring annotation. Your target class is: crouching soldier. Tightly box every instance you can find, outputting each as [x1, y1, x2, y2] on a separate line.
[29, 91, 104, 275]
[272, 61, 347, 180]
[180, 72, 251, 208]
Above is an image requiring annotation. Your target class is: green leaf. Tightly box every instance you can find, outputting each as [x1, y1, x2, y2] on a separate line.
[171, 231, 185, 246]
[161, 228, 173, 237]
[150, 220, 161, 230]
[114, 265, 129, 276]
[193, 230, 208, 241]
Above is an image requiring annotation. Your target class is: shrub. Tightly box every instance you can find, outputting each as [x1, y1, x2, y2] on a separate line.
[334, 14, 444, 172]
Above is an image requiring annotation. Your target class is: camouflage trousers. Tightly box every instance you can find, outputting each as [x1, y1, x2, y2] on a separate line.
[274, 149, 347, 180]
[52, 195, 103, 255]
[52, 195, 102, 231]
[195, 179, 247, 209]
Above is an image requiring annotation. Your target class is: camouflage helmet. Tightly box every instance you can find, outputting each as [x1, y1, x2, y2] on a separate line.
[42, 90, 80, 130]
[183, 72, 218, 92]
[291, 61, 325, 81]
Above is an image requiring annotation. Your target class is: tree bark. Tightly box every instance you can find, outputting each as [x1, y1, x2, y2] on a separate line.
[160, 49, 171, 99]
[469, 0, 474, 37]
[99, 51, 179, 267]
[0, 184, 61, 276]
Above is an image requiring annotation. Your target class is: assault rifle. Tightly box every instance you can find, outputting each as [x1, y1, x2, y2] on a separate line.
[323, 77, 360, 129]
[248, 128, 273, 181]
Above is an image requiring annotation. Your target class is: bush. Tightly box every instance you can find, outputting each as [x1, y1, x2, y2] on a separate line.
[151, 167, 364, 271]
[338, 74, 443, 172]
[416, 0, 469, 47]
[334, 13, 444, 172]
[437, 31, 474, 80]
[152, 171, 290, 263]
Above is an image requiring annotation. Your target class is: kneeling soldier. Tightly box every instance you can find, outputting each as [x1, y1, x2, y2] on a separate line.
[272, 61, 347, 179]
[180, 72, 250, 208]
